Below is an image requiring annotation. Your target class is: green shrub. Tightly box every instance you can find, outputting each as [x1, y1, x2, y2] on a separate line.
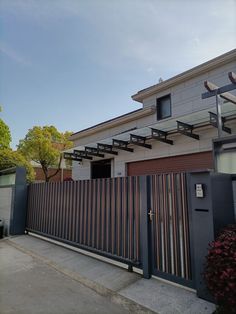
[204, 224, 236, 313]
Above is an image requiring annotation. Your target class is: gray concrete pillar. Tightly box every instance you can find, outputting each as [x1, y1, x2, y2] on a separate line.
[187, 171, 235, 301]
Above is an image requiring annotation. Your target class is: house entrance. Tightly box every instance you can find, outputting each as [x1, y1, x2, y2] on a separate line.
[91, 159, 111, 179]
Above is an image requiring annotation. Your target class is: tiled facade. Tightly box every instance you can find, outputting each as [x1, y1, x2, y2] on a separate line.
[69, 50, 236, 180]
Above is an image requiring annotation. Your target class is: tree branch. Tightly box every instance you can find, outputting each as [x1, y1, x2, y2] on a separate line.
[47, 154, 63, 181]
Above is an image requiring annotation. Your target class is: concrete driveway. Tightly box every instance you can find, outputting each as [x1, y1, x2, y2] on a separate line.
[0, 235, 215, 314]
[0, 240, 131, 314]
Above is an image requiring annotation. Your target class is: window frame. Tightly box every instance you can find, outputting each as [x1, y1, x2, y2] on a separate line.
[156, 94, 172, 121]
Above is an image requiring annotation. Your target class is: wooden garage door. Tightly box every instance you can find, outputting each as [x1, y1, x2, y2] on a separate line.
[127, 151, 213, 176]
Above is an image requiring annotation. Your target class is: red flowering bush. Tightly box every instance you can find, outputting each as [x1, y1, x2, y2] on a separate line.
[204, 224, 236, 313]
[63, 177, 73, 181]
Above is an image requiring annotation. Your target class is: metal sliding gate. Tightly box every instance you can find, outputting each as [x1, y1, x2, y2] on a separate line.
[26, 177, 141, 266]
[26, 173, 193, 288]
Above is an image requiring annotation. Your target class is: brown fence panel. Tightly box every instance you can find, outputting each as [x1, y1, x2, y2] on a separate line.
[26, 177, 141, 265]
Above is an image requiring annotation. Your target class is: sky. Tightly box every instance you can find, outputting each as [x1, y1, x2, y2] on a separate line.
[0, 0, 236, 148]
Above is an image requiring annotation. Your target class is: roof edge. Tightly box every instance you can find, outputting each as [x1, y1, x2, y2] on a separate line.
[70, 106, 155, 141]
[132, 49, 236, 103]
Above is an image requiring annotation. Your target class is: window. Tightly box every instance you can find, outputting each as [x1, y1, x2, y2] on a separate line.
[156, 94, 171, 120]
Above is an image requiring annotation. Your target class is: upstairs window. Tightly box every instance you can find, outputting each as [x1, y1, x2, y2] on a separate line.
[156, 94, 171, 120]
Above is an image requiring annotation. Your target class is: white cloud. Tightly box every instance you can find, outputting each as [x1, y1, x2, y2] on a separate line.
[0, 41, 31, 66]
[62, 0, 236, 75]
[1, 0, 235, 75]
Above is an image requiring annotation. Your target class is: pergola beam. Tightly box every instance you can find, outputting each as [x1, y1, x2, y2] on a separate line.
[202, 81, 236, 104]
[228, 71, 236, 84]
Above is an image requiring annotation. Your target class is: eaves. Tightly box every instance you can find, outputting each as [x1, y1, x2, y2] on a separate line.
[132, 49, 236, 103]
[70, 106, 156, 141]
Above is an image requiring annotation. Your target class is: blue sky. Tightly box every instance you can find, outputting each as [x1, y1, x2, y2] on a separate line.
[0, 0, 235, 148]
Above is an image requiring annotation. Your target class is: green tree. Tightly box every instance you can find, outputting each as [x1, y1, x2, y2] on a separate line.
[0, 106, 33, 181]
[0, 148, 35, 182]
[18, 126, 73, 182]
[0, 106, 11, 148]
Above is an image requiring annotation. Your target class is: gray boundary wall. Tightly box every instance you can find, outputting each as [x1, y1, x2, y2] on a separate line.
[0, 167, 27, 236]
[0, 186, 14, 235]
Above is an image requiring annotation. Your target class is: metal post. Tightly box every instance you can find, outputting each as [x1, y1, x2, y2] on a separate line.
[215, 92, 222, 138]
[61, 165, 64, 182]
[128, 265, 133, 272]
[10, 167, 28, 235]
[140, 175, 152, 279]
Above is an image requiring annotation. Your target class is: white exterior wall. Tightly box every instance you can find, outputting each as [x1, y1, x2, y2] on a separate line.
[72, 59, 236, 180]
[143, 61, 236, 115]
[72, 160, 91, 180]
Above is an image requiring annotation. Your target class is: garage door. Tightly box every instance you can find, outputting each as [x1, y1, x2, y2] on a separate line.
[127, 151, 213, 176]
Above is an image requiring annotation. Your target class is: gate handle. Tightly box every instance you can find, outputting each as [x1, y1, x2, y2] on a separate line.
[148, 209, 155, 221]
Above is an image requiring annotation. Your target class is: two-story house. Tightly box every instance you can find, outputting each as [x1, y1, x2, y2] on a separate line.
[66, 49, 236, 180]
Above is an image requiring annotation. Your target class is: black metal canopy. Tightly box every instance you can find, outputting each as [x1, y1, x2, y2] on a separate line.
[74, 150, 93, 160]
[130, 134, 152, 149]
[150, 128, 173, 145]
[112, 139, 134, 152]
[97, 143, 118, 155]
[85, 146, 104, 158]
[64, 152, 82, 162]
[65, 79, 236, 159]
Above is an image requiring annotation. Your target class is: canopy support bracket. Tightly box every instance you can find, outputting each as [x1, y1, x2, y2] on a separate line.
[151, 128, 173, 145]
[209, 112, 231, 134]
[112, 139, 134, 152]
[177, 121, 199, 140]
[97, 143, 118, 155]
[130, 134, 152, 149]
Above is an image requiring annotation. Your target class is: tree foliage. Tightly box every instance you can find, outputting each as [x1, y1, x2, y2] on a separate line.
[0, 148, 35, 182]
[0, 106, 11, 148]
[0, 107, 33, 181]
[18, 126, 73, 182]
